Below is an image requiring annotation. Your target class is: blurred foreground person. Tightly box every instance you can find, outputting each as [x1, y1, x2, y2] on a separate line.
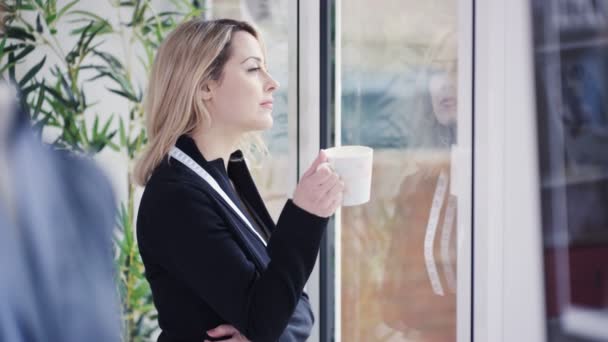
[0, 83, 121, 341]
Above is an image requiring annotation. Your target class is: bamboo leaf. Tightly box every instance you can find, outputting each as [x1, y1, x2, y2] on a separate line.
[20, 82, 39, 97]
[67, 10, 111, 26]
[133, 129, 146, 154]
[0, 61, 18, 76]
[0, 38, 6, 59]
[97, 131, 117, 152]
[2, 44, 29, 56]
[92, 50, 124, 70]
[100, 114, 114, 137]
[144, 11, 182, 24]
[128, 0, 145, 27]
[6, 26, 36, 41]
[80, 86, 87, 110]
[55, 0, 79, 23]
[18, 56, 45, 87]
[8, 52, 16, 82]
[85, 71, 112, 83]
[107, 87, 140, 102]
[92, 115, 99, 139]
[46, 14, 57, 26]
[43, 84, 71, 107]
[36, 14, 43, 33]
[106, 141, 120, 152]
[80, 23, 109, 56]
[79, 64, 106, 70]
[79, 119, 90, 146]
[119, 117, 126, 147]
[13, 45, 35, 62]
[16, 3, 36, 10]
[68, 20, 113, 36]
[32, 111, 53, 136]
[31, 83, 46, 121]
[54, 67, 77, 106]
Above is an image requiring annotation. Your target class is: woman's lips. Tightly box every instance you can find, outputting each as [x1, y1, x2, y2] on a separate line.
[440, 98, 456, 107]
[260, 100, 273, 109]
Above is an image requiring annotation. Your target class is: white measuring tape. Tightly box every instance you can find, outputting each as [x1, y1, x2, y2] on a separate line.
[424, 170, 448, 296]
[440, 195, 457, 293]
[169, 146, 267, 247]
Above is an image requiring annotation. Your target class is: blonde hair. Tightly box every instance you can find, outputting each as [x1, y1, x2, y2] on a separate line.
[134, 18, 268, 186]
[410, 29, 457, 148]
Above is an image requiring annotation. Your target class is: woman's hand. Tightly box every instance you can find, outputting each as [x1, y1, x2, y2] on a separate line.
[205, 324, 250, 342]
[292, 150, 344, 218]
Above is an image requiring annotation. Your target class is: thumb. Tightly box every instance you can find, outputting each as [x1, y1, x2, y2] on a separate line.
[303, 150, 328, 178]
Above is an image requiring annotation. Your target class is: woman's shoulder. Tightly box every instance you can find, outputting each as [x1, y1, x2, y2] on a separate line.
[140, 160, 215, 212]
[146, 157, 206, 189]
[397, 155, 451, 195]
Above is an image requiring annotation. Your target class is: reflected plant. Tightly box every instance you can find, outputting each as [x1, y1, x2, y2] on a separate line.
[341, 173, 401, 341]
[0, 0, 203, 340]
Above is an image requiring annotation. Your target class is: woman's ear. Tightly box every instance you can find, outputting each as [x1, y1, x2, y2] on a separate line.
[199, 82, 214, 101]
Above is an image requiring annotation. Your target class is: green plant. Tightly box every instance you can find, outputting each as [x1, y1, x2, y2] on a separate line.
[1, 0, 203, 340]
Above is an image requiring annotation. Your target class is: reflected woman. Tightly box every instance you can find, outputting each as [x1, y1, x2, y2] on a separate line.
[134, 19, 344, 342]
[381, 30, 458, 342]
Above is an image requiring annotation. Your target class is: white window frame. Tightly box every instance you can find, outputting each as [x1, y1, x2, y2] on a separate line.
[474, 0, 546, 341]
[289, 1, 322, 341]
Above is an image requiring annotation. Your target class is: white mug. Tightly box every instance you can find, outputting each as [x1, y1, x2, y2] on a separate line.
[324, 145, 374, 206]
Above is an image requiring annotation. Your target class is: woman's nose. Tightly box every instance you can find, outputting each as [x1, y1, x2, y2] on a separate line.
[265, 74, 280, 92]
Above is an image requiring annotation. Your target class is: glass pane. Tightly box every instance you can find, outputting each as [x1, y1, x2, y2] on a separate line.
[531, 1, 608, 341]
[339, 1, 460, 341]
[211, 0, 290, 221]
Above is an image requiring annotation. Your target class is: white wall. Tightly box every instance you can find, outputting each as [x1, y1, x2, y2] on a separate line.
[14, 0, 180, 205]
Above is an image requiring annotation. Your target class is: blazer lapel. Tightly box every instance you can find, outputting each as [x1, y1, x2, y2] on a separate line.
[227, 153, 276, 233]
[173, 136, 271, 270]
[204, 187, 271, 270]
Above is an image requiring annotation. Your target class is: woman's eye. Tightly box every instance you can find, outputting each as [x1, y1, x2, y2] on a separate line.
[248, 67, 261, 73]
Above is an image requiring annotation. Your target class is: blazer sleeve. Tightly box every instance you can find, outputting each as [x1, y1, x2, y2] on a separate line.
[145, 181, 327, 342]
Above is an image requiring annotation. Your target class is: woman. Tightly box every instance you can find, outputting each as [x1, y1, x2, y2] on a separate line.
[134, 19, 343, 342]
[380, 30, 458, 342]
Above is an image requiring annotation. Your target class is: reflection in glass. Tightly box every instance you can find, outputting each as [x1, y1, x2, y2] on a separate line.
[381, 31, 458, 342]
[531, 1, 608, 341]
[339, 1, 459, 340]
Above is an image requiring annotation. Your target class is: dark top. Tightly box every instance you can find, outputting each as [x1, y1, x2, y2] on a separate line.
[136, 135, 328, 342]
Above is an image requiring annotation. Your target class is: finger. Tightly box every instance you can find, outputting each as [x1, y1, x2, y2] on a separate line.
[302, 150, 328, 178]
[316, 173, 340, 196]
[207, 324, 238, 337]
[205, 336, 241, 342]
[215, 333, 249, 342]
[319, 198, 339, 218]
[309, 163, 334, 185]
[319, 179, 343, 208]
[324, 193, 343, 215]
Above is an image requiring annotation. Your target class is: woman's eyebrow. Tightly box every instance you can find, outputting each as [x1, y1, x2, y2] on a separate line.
[241, 56, 263, 64]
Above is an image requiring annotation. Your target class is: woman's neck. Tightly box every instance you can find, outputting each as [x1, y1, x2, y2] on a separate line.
[191, 126, 242, 172]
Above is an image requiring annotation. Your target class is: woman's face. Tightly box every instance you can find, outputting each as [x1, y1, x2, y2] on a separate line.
[428, 63, 457, 126]
[203, 31, 279, 134]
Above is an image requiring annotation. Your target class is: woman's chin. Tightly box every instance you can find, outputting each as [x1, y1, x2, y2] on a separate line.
[249, 116, 273, 131]
[260, 113, 274, 129]
[435, 111, 457, 126]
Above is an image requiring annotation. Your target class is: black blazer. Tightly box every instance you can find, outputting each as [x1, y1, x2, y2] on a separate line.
[137, 135, 328, 342]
